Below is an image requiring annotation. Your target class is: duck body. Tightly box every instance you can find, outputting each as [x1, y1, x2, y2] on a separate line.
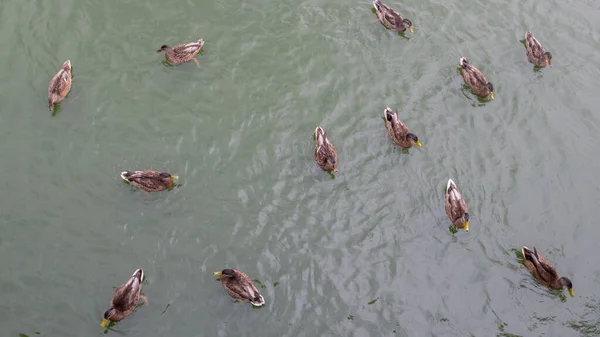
[48, 60, 72, 111]
[384, 108, 422, 148]
[214, 269, 265, 307]
[157, 39, 204, 67]
[445, 179, 469, 231]
[120, 170, 178, 193]
[101, 269, 146, 327]
[459, 57, 494, 100]
[525, 31, 552, 67]
[373, 0, 413, 33]
[314, 126, 338, 172]
[522, 246, 573, 296]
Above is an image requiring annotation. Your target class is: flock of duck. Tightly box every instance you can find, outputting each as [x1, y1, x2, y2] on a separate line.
[43, 0, 570, 330]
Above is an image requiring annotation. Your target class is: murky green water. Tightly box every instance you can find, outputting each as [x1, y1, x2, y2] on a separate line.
[3, 0, 600, 336]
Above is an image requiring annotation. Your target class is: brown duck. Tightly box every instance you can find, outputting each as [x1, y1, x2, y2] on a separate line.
[120, 170, 179, 194]
[48, 60, 72, 111]
[459, 57, 494, 100]
[525, 31, 552, 68]
[384, 108, 422, 148]
[314, 126, 338, 172]
[522, 246, 573, 296]
[157, 39, 204, 67]
[213, 269, 265, 306]
[101, 269, 148, 327]
[445, 179, 469, 231]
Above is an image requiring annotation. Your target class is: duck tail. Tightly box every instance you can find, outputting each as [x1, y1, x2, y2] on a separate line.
[373, 0, 383, 11]
[132, 268, 144, 282]
[446, 178, 456, 193]
[525, 31, 532, 40]
[315, 126, 325, 146]
[384, 107, 395, 121]
[250, 294, 265, 307]
[120, 171, 132, 180]
[459, 57, 469, 68]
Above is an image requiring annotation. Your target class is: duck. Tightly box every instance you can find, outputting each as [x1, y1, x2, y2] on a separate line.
[101, 269, 147, 327]
[459, 57, 494, 100]
[522, 246, 573, 296]
[525, 31, 552, 68]
[213, 269, 265, 307]
[48, 60, 72, 111]
[445, 179, 469, 231]
[157, 39, 204, 67]
[314, 126, 338, 172]
[373, 0, 413, 33]
[120, 170, 179, 193]
[384, 108, 422, 148]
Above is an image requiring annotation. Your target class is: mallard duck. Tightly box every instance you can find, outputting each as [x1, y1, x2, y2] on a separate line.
[213, 269, 265, 307]
[373, 0, 413, 33]
[525, 31, 552, 68]
[157, 39, 204, 67]
[101, 269, 147, 327]
[48, 60, 72, 111]
[384, 108, 422, 149]
[522, 246, 573, 296]
[314, 126, 338, 172]
[120, 170, 179, 193]
[445, 179, 469, 231]
[459, 57, 494, 100]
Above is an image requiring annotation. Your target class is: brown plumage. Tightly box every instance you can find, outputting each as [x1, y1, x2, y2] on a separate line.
[384, 108, 422, 149]
[47, 60, 72, 111]
[213, 269, 265, 307]
[101, 269, 148, 327]
[459, 57, 494, 100]
[314, 126, 338, 172]
[157, 39, 204, 67]
[445, 179, 469, 231]
[522, 246, 573, 296]
[373, 0, 413, 33]
[525, 31, 552, 68]
[120, 170, 178, 193]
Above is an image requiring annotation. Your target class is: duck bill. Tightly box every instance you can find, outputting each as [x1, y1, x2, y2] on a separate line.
[409, 26, 413, 33]
[101, 318, 109, 327]
[463, 221, 469, 232]
[213, 271, 222, 276]
[569, 288, 574, 297]
[415, 140, 423, 147]
[171, 175, 179, 180]
[489, 92, 494, 100]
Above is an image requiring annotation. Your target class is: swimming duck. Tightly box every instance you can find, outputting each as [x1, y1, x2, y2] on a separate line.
[525, 31, 552, 68]
[213, 269, 265, 307]
[459, 57, 494, 100]
[157, 39, 204, 67]
[522, 246, 573, 296]
[445, 179, 469, 231]
[101, 269, 147, 327]
[373, 0, 413, 33]
[48, 60, 72, 111]
[384, 108, 422, 148]
[314, 126, 338, 172]
[120, 170, 179, 193]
